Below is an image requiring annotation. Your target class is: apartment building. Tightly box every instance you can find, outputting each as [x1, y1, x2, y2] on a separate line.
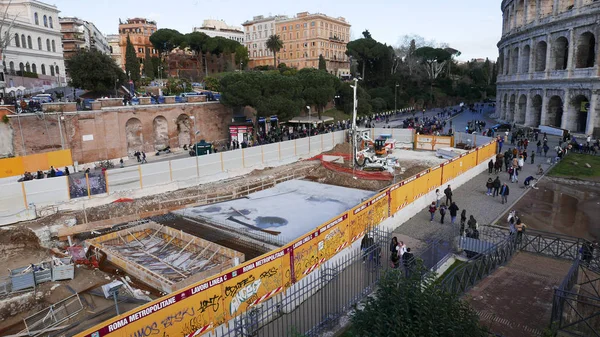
[59, 17, 109, 59]
[107, 34, 122, 68]
[193, 19, 244, 43]
[118, 18, 158, 68]
[242, 14, 288, 68]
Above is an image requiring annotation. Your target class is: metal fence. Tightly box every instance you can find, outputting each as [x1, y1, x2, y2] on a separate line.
[551, 260, 600, 337]
[23, 293, 84, 336]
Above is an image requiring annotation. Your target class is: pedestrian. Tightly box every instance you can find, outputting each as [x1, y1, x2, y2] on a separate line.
[360, 234, 373, 262]
[402, 248, 415, 277]
[439, 204, 447, 224]
[492, 176, 501, 197]
[449, 202, 459, 224]
[582, 241, 594, 264]
[135, 151, 141, 162]
[486, 177, 493, 196]
[64, 167, 70, 176]
[467, 215, 477, 230]
[141, 151, 147, 164]
[488, 159, 494, 174]
[518, 156, 525, 170]
[516, 219, 526, 244]
[429, 202, 437, 222]
[543, 144, 549, 157]
[530, 151, 535, 164]
[511, 166, 519, 183]
[459, 210, 467, 236]
[500, 183, 510, 204]
[444, 185, 453, 205]
[120, 158, 124, 168]
[390, 237, 399, 255]
[435, 189, 443, 208]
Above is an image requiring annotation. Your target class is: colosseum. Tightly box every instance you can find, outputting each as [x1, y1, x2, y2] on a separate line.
[497, 0, 599, 136]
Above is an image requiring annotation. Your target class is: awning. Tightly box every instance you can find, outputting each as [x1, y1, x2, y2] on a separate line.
[287, 116, 334, 124]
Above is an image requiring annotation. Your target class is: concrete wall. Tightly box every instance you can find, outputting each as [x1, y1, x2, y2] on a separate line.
[6, 102, 233, 164]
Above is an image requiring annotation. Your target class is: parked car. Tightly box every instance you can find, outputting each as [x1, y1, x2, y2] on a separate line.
[491, 123, 512, 132]
[33, 94, 53, 103]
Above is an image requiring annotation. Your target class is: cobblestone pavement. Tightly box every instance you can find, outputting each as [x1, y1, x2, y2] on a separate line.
[392, 110, 562, 251]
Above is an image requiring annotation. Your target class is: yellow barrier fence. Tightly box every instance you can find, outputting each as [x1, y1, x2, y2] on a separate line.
[77, 141, 498, 337]
[0, 149, 73, 178]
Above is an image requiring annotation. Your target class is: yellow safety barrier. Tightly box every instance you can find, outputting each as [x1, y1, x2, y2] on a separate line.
[0, 149, 73, 178]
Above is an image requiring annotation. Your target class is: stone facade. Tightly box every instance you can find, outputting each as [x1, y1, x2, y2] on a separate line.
[497, 0, 600, 136]
[5, 102, 233, 163]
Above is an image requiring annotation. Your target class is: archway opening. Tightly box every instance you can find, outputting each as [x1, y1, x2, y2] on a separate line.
[535, 41, 547, 71]
[576, 32, 596, 68]
[511, 47, 519, 74]
[521, 45, 531, 73]
[553, 37, 569, 70]
[508, 94, 516, 122]
[502, 94, 509, 120]
[531, 95, 543, 127]
[176, 114, 191, 148]
[547, 96, 564, 128]
[569, 95, 589, 133]
[517, 94, 527, 124]
[153, 116, 169, 151]
[125, 118, 143, 154]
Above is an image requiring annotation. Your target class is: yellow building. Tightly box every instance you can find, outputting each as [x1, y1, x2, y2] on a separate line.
[276, 12, 351, 77]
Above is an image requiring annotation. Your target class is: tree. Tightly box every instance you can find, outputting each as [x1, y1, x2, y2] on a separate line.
[297, 68, 339, 118]
[149, 28, 185, 57]
[185, 31, 209, 76]
[266, 35, 283, 68]
[204, 76, 220, 91]
[234, 45, 249, 70]
[0, 0, 18, 56]
[144, 48, 154, 79]
[350, 267, 485, 337]
[414, 47, 452, 103]
[318, 54, 327, 71]
[66, 50, 126, 92]
[125, 35, 141, 82]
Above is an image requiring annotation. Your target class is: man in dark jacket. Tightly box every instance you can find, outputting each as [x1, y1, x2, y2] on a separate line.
[449, 202, 459, 224]
[492, 176, 501, 197]
[500, 183, 510, 204]
[444, 185, 453, 205]
[402, 248, 415, 277]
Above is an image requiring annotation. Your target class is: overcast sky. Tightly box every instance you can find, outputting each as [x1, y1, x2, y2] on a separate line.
[50, 0, 502, 61]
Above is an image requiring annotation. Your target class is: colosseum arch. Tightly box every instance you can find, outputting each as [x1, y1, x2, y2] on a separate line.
[125, 118, 143, 154]
[526, 0, 537, 24]
[515, 0, 525, 27]
[546, 96, 564, 128]
[511, 47, 520, 74]
[498, 51, 504, 75]
[501, 94, 509, 120]
[153, 116, 169, 151]
[508, 94, 516, 121]
[575, 31, 596, 68]
[535, 41, 548, 71]
[558, 0, 575, 14]
[516, 94, 527, 124]
[552, 36, 569, 70]
[529, 95, 543, 127]
[540, 0, 553, 18]
[521, 45, 531, 73]
[505, 49, 512, 75]
[176, 114, 192, 148]
[568, 95, 590, 133]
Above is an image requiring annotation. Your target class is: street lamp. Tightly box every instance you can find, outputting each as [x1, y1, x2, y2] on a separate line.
[350, 78, 359, 169]
[306, 105, 311, 153]
[394, 83, 399, 114]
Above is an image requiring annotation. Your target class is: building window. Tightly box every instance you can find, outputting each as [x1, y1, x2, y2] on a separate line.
[9, 61, 14, 73]
[43, 15, 47, 27]
[311, 21, 315, 26]
[49, 17, 53, 28]
[34, 12, 39, 25]
[41, 64, 45, 75]
[31, 64, 36, 73]
[14, 33, 19, 47]
[46, 39, 50, 51]
[55, 65, 59, 74]
[19, 62, 24, 72]
[303, 23, 307, 28]
[27, 35, 32, 49]
[51, 40, 56, 52]
[37, 37, 42, 50]
[21, 34, 26, 48]
[50, 65, 55, 76]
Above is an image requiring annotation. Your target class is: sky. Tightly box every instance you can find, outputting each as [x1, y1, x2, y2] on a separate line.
[49, 0, 502, 61]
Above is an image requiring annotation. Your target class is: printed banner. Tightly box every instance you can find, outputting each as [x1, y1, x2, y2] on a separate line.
[291, 230, 320, 283]
[427, 166, 442, 192]
[316, 214, 350, 263]
[411, 171, 429, 200]
[442, 160, 457, 184]
[348, 191, 389, 244]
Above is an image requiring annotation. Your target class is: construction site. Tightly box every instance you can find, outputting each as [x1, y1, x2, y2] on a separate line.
[0, 125, 478, 336]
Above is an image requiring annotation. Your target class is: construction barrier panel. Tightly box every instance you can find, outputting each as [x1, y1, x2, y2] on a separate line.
[291, 229, 321, 283]
[0, 149, 73, 178]
[427, 166, 442, 192]
[415, 135, 453, 151]
[316, 213, 350, 264]
[411, 170, 430, 201]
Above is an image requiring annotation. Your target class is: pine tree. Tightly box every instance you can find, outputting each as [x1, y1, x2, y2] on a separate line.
[318, 54, 327, 71]
[144, 48, 154, 79]
[125, 35, 141, 82]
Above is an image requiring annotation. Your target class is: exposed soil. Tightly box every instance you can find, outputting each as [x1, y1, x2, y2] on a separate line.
[500, 177, 600, 240]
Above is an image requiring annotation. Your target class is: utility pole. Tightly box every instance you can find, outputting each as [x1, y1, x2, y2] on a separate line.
[394, 83, 399, 114]
[350, 78, 359, 171]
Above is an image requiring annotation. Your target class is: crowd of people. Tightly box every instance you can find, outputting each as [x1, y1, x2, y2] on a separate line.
[18, 166, 70, 182]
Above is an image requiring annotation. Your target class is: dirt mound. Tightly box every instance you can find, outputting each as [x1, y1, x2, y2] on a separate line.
[326, 142, 352, 155]
[0, 227, 41, 248]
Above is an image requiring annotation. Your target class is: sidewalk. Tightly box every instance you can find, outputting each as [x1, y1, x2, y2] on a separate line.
[392, 133, 561, 251]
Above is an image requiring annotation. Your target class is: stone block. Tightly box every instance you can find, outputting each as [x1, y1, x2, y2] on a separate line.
[91, 101, 102, 110]
[187, 95, 207, 103]
[98, 98, 124, 108]
[139, 97, 151, 105]
[164, 96, 176, 104]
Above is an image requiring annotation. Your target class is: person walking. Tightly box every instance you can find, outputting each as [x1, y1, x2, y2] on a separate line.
[444, 185, 453, 206]
[428, 202, 437, 222]
[515, 219, 526, 244]
[530, 151, 535, 164]
[449, 202, 459, 224]
[543, 143, 549, 157]
[402, 248, 415, 277]
[492, 176, 501, 197]
[486, 177, 493, 196]
[119, 158, 124, 168]
[467, 215, 477, 231]
[439, 204, 447, 224]
[488, 159, 494, 174]
[459, 210, 467, 236]
[435, 189, 443, 208]
[141, 152, 147, 164]
[511, 165, 519, 183]
[500, 183, 510, 204]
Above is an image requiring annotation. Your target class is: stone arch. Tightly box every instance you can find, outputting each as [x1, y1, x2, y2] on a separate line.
[575, 32, 596, 68]
[516, 94, 527, 124]
[153, 116, 169, 150]
[502, 93, 509, 120]
[530, 95, 543, 127]
[535, 41, 548, 71]
[125, 118, 143, 154]
[505, 48, 511, 75]
[521, 45, 531, 73]
[541, 0, 554, 17]
[552, 36, 569, 70]
[526, 0, 537, 24]
[498, 50, 504, 75]
[176, 114, 191, 148]
[511, 46, 519, 74]
[558, 0, 575, 14]
[508, 94, 516, 122]
[568, 95, 589, 133]
[515, 0, 525, 27]
[546, 96, 564, 128]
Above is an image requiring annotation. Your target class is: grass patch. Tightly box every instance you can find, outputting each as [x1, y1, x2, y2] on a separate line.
[436, 260, 466, 283]
[548, 153, 600, 179]
[323, 108, 351, 122]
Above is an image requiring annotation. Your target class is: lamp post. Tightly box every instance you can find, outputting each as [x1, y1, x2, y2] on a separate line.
[306, 106, 311, 154]
[350, 78, 359, 169]
[190, 115, 199, 177]
[394, 83, 399, 114]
